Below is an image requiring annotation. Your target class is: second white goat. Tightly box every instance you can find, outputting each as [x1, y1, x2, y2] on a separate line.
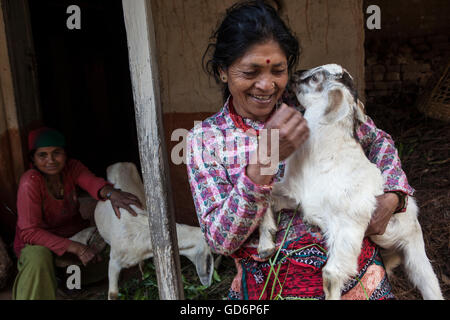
[94, 162, 214, 300]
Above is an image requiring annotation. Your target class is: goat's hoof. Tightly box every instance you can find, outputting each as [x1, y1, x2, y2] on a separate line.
[108, 292, 119, 300]
[322, 272, 343, 300]
[257, 245, 276, 260]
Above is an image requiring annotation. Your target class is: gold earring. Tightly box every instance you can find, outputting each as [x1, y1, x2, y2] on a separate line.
[222, 75, 228, 82]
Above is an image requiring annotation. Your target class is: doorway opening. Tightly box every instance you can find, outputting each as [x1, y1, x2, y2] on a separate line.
[28, 0, 140, 178]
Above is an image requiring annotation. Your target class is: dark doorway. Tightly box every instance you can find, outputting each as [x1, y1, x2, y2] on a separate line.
[27, 0, 140, 178]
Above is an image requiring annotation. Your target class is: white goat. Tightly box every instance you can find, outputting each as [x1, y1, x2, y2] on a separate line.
[94, 162, 214, 300]
[258, 64, 443, 300]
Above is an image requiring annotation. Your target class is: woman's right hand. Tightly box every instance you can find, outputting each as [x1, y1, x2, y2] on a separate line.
[246, 104, 309, 185]
[264, 103, 309, 161]
[67, 241, 101, 266]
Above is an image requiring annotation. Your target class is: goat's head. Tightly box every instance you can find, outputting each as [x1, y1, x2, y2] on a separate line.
[106, 162, 146, 208]
[106, 162, 142, 186]
[291, 64, 366, 128]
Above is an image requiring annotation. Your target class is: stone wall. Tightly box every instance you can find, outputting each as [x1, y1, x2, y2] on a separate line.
[365, 34, 449, 106]
[363, 0, 450, 106]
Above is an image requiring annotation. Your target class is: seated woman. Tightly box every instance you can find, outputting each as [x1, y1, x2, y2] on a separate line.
[13, 127, 142, 300]
[187, 0, 414, 300]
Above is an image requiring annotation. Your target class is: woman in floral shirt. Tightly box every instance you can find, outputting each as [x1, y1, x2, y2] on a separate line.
[187, 0, 414, 300]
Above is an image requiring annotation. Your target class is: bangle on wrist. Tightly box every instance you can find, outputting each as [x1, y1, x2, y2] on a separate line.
[390, 191, 406, 214]
[104, 188, 121, 200]
[105, 190, 114, 200]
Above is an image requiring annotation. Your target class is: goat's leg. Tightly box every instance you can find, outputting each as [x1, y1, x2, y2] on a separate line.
[400, 222, 443, 300]
[108, 257, 122, 300]
[322, 223, 365, 300]
[379, 248, 402, 276]
[138, 261, 145, 280]
[257, 206, 277, 259]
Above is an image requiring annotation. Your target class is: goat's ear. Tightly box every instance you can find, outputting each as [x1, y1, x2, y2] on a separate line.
[323, 89, 347, 123]
[354, 99, 367, 123]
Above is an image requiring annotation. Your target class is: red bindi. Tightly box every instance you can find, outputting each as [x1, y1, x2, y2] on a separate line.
[266, 59, 271, 64]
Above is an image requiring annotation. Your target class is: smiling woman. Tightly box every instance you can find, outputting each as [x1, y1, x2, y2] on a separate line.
[33, 147, 67, 179]
[219, 40, 289, 122]
[187, 0, 414, 300]
[12, 127, 143, 300]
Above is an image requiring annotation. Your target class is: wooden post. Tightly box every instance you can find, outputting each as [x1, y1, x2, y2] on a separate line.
[121, 0, 184, 299]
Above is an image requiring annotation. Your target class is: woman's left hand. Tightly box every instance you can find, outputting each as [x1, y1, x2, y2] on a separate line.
[365, 193, 399, 236]
[100, 186, 143, 219]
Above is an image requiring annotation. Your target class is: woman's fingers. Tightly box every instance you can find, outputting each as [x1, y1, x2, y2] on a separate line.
[264, 103, 309, 161]
[265, 103, 294, 128]
[125, 193, 143, 209]
[110, 190, 142, 218]
[293, 119, 310, 146]
[123, 204, 138, 217]
[112, 205, 121, 219]
[78, 246, 97, 266]
[111, 200, 138, 218]
[283, 110, 308, 144]
[118, 191, 142, 208]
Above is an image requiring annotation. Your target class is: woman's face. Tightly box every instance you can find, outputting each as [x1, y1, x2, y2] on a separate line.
[33, 146, 67, 176]
[221, 40, 289, 122]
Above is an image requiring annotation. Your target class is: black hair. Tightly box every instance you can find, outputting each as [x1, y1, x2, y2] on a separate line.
[203, 0, 300, 102]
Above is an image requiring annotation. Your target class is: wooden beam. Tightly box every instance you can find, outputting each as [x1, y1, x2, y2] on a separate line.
[121, 0, 184, 299]
[0, 0, 25, 184]
[1, 0, 42, 133]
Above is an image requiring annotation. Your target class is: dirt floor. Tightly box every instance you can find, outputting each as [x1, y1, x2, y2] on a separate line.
[364, 103, 449, 300]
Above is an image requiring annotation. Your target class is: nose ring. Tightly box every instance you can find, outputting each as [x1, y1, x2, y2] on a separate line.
[272, 82, 276, 89]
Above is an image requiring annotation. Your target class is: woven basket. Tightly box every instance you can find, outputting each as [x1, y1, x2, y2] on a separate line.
[417, 61, 450, 122]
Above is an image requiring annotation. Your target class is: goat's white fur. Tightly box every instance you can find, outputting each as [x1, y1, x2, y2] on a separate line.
[258, 64, 443, 300]
[94, 162, 214, 300]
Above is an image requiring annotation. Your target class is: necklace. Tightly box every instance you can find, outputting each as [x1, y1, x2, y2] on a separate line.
[228, 97, 279, 136]
[228, 97, 260, 136]
[45, 174, 64, 199]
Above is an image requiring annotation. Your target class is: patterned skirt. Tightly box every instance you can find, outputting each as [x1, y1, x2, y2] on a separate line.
[228, 213, 395, 300]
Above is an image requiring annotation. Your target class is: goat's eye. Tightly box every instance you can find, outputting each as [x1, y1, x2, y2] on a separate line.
[311, 75, 319, 83]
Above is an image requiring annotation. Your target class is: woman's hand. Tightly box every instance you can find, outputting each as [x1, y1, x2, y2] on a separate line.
[100, 185, 143, 219]
[246, 104, 309, 185]
[365, 193, 399, 236]
[264, 103, 309, 162]
[67, 241, 102, 266]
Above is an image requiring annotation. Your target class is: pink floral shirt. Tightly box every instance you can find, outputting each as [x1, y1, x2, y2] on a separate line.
[186, 99, 414, 256]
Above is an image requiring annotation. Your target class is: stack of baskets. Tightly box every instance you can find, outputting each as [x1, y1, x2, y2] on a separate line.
[417, 61, 450, 122]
